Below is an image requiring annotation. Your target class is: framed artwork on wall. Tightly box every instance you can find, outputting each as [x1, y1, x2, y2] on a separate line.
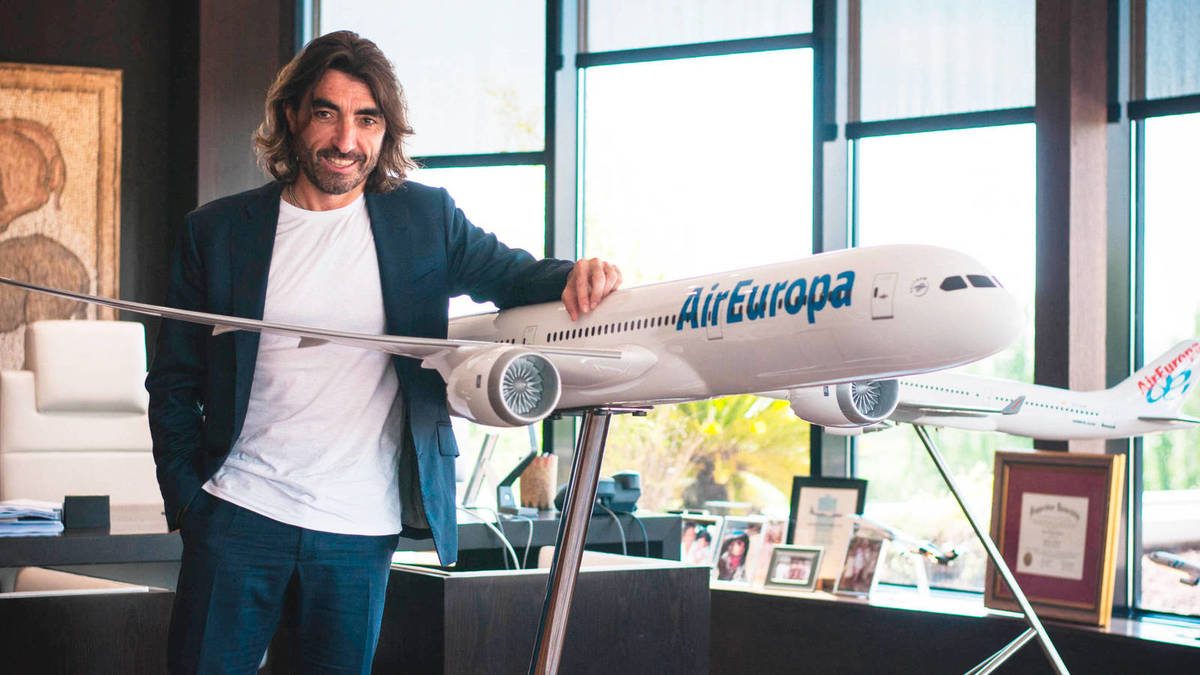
[0, 62, 121, 369]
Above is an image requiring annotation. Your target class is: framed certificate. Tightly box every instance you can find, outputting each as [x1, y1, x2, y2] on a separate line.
[985, 450, 1125, 626]
[786, 477, 867, 582]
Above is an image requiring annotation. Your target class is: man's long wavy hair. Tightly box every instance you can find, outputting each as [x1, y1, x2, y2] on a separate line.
[254, 31, 416, 192]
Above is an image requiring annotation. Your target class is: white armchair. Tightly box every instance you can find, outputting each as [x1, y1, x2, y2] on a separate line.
[0, 320, 160, 505]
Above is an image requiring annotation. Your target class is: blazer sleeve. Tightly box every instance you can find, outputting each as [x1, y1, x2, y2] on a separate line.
[439, 189, 574, 308]
[144, 215, 208, 527]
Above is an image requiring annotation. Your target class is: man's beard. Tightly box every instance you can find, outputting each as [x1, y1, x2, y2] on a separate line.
[295, 144, 377, 195]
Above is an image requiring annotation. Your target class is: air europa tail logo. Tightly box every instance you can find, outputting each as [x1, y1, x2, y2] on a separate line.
[676, 271, 855, 331]
[1138, 341, 1200, 401]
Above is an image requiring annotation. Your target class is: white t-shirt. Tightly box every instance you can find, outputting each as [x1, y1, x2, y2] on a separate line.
[204, 194, 404, 535]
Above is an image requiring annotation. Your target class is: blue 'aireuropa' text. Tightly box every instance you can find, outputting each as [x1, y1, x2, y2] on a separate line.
[675, 271, 856, 331]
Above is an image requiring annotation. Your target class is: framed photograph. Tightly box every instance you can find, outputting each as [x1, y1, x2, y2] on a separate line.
[748, 518, 789, 586]
[833, 528, 886, 597]
[985, 450, 1125, 626]
[786, 477, 868, 582]
[680, 515, 723, 567]
[765, 545, 824, 591]
[713, 516, 766, 584]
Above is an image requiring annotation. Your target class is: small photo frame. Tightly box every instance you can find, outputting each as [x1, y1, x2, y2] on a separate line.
[765, 545, 824, 591]
[786, 477, 868, 582]
[714, 516, 766, 584]
[985, 450, 1125, 626]
[680, 515, 723, 567]
[833, 527, 886, 597]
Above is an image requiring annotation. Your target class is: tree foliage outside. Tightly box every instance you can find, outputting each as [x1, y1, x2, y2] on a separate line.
[600, 395, 810, 516]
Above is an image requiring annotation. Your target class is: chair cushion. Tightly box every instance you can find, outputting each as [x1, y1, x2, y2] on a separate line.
[0, 371, 153, 453]
[0, 451, 161, 505]
[25, 320, 148, 413]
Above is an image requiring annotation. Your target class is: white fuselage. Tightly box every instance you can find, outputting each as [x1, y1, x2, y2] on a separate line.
[898, 372, 1186, 441]
[449, 245, 1021, 409]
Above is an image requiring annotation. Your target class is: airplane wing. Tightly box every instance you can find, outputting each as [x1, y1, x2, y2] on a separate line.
[1137, 414, 1200, 425]
[0, 276, 640, 375]
[894, 395, 1025, 419]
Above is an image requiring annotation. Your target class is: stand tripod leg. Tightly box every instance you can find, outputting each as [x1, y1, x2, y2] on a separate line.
[529, 410, 613, 675]
[912, 424, 1069, 675]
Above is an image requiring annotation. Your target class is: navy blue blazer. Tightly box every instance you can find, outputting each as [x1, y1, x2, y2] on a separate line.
[145, 181, 573, 564]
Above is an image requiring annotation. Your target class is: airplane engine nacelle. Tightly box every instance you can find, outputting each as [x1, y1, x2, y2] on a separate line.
[788, 380, 900, 428]
[445, 347, 562, 427]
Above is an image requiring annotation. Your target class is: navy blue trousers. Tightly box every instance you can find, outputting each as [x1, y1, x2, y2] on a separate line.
[168, 491, 400, 674]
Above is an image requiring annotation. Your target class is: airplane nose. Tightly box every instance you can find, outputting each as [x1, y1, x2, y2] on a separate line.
[942, 273, 1023, 365]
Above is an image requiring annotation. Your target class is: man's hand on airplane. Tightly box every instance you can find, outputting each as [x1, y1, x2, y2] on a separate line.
[563, 257, 622, 321]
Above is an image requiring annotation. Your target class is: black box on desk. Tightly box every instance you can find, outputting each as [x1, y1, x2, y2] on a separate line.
[62, 495, 110, 529]
[376, 551, 709, 674]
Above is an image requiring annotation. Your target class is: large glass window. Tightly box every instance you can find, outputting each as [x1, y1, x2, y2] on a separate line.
[581, 50, 813, 282]
[582, 48, 814, 513]
[1145, 0, 1200, 100]
[858, 0, 1034, 121]
[854, 124, 1036, 590]
[319, 0, 546, 157]
[1138, 111, 1200, 617]
[585, 0, 811, 52]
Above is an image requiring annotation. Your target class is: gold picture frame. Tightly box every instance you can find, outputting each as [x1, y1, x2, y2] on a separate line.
[0, 62, 122, 369]
[985, 450, 1125, 626]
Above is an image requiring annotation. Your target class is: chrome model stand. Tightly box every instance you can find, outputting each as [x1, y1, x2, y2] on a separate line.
[912, 424, 1069, 675]
[529, 406, 649, 675]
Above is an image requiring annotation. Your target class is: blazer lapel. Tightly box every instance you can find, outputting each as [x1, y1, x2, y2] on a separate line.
[365, 189, 413, 340]
[230, 182, 283, 430]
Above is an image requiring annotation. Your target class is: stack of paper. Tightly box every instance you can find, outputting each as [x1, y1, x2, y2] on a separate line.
[0, 499, 64, 536]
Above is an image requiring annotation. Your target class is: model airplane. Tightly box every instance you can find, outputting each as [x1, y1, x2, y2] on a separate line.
[0, 244, 1021, 428]
[1148, 550, 1200, 586]
[789, 340, 1200, 440]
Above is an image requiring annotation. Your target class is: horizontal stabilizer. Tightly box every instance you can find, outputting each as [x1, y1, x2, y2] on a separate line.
[1137, 414, 1200, 425]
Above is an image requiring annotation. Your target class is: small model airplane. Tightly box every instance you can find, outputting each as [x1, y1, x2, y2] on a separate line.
[788, 339, 1200, 440]
[0, 244, 1020, 428]
[1148, 550, 1200, 587]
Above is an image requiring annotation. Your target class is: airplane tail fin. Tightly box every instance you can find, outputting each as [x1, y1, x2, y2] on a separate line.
[1110, 340, 1200, 414]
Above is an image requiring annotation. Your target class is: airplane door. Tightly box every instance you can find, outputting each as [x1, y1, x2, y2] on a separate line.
[707, 320, 723, 341]
[871, 273, 897, 319]
[522, 325, 538, 344]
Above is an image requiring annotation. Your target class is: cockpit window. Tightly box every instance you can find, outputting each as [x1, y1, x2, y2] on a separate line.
[967, 274, 996, 288]
[940, 276, 968, 291]
[992, 276, 1004, 288]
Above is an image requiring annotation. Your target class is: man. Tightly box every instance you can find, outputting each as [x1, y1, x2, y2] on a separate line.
[147, 30, 620, 673]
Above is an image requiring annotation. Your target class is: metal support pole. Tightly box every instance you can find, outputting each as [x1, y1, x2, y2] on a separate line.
[965, 628, 1038, 675]
[912, 424, 1069, 674]
[529, 409, 613, 675]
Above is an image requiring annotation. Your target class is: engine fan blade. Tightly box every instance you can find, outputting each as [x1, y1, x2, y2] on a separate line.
[502, 356, 545, 415]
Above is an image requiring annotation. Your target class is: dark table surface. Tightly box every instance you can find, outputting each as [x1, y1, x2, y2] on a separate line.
[0, 504, 681, 568]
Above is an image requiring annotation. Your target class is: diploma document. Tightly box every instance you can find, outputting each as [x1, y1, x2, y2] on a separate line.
[1015, 492, 1089, 581]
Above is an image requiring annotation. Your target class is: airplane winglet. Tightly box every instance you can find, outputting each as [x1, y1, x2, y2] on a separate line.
[211, 325, 238, 336]
[1001, 395, 1025, 415]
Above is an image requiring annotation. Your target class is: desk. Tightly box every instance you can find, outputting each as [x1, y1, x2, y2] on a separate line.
[1, 507, 681, 672]
[0, 505, 682, 572]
